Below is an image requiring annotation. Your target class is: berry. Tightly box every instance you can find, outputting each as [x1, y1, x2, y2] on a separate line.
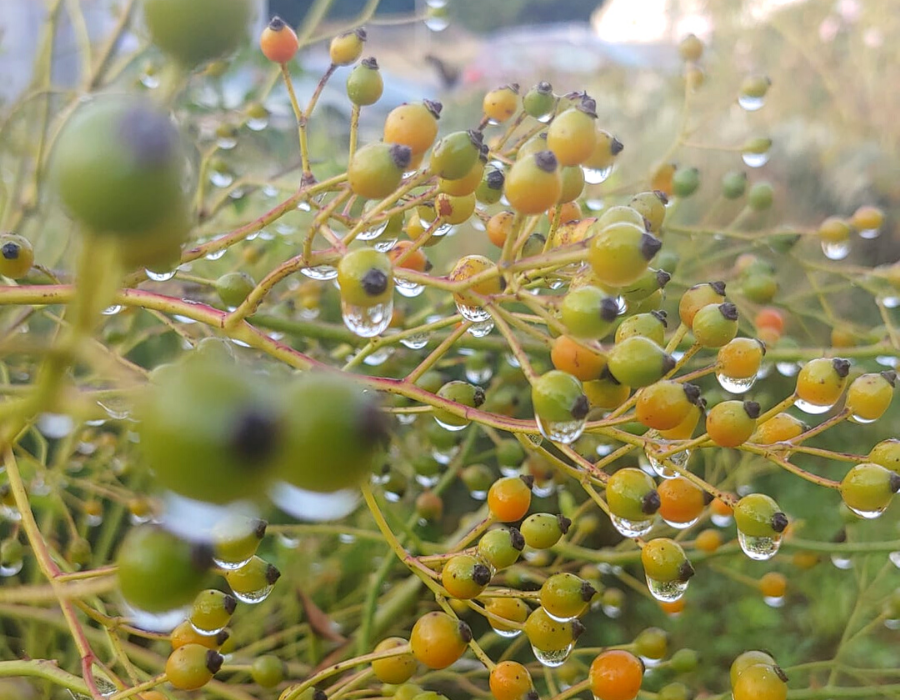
[584, 130, 623, 171]
[483, 85, 520, 123]
[170, 621, 229, 650]
[251, 655, 285, 688]
[622, 268, 671, 302]
[641, 538, 693, 583]
[433, 380, 485, 429]
[650, 162, 677, 197]
[616, 311, 668, 347]
[521, 513, 570, 550]
[416, 491, 443, 522]
[584, 373, 631, 411]
[551, 336, 608, 382]
[349, 142, 411, 199]
[442, 554, 492, 599]
[692, 302, 739, 348]
[547, 104, 597, 166]
[679, 281, 726, 328]
[732, 663, 787, 700]
[505, 151, 563, 214]
[497, 440, 526, 468]
[329, 29, 366, 66]
[488, 476, 533, 523]
[840, 462, 900, 516]
[845, 371, 895, 422]
[532, 370, 590, 427]
[695, 529, 722, 553]
[759, 572, 787, 598]
[558, 166, 586, 204]
[636, 381, 701, 431]
[658, 477, 707, 527]
[679, 34, 704, 61]
[449, 254, 503, 309]
[215, 271, 255, 307]
[561, 286, 619, 339]
[0, 234, 34, 279]
[741, 273, 778, 305]
[384, 101, 440, 157]
[347, 57, 384, 106]
[371, 637, 416, 684]
[607, 336, 675, 388]
[707, 400, 759, 447]
[748, 182, 774, 211]
[659, 683, 690, 700]
[388, 240, 431, 274]
[540, 573, 595, 620]
[189, 589, 236, 635]
[795, 358, 850, 408]
[524, 607, 583, 654]
[485, 597, 530, 633]
[430, 130, 482, 181]
[166, 645, 223, 690]
[752, 413, 806, 444]
[478, 528, 525, 570]
[658, 400, 704, 440]
[489, 661, 535, 700]
[634, 626, 668, 660]
[598, 205, 647, 230]
[144, 0, 253, 67]
[730, 651, 777, 687]
[629, 191, 667, 233]
[409, 612, 471, 669]
[606, 468, 660, 521]
[523, 82, 555, 120]
[722, 171, 748, 199]
[589, 650, 643, 700]
[224, 556, 280, 600]
[440, 159, 485, 197]
[672, 167, 700, 198]
[869, 439, 900, 473]
[734, 494, 788, 538]
[851, 205, 884, 232]
[477, 168, 506, 205]
[717, 338, 765, 381]
[260, 17, 299, 64]
[740, 75, 772, 100]
[589, 223, 662, 287]
[486, 211, 516, 248]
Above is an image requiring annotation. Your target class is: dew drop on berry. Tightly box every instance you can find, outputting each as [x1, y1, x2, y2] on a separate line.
[531, 643, 573, 667]
[820, 240, 850, 260]
[609, 514, 653, 538]
[741, 152, 769, 168]
[121, 599, 187, 633]
[269, 481, 359, 522]
[737, 531, 782, 560]
[738, 95, 765, 111]
[888, 551, 900, 568]
[584, 165, 613, 184]
[794, 397, 834, 415]
[646, 576, 690, 602]
[715, 372, 757, 394]
[764, 595, 785, 608]
[830, 553, 852, 570]
[535, 414, 586, 445]
[341, 299, 393, 338]
[301, 264, 338, 280]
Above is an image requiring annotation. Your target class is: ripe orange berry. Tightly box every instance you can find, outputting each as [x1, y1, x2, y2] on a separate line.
[754, 307, 785, 335]
[711, 497, 733, 518]
[488, 476, 533, 522]
[487, 211, 516, 248]
[717, 337, 766, 381]
[694, 529, 722, 553]
[752, 413, 806, 444]
[489, 661, 535, 700]
[657, 477, 708, 527]
[635, 381, 701, 431]
[759, 572, 787, 598]
[795, 358, 850, 409]
[409, 612, 471, 670]
[551, 335, 608, 382]
[679, 281, 726, 329]
[589, 650, 644, 700]
[483, 85, 520, 124]
[371, 637, 417, 684]
[650, 162, 677, 198]
[259, 17, 299, 64]
[550, 201, 583, 225]
[388, 240, 431, 273]
[384, 101, 441, 157]
[707, 400, 760, 447]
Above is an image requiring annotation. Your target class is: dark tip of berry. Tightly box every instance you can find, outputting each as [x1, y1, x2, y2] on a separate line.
[640, 216, 652, 232]
[361, 56, 379, 69]
[119, 106, 176, 167]
[571, 618, 586, 640]
[191, 543, 214, 571]
[880, 370, 897, 387]
[599, 297, 620, 322]
[232, 410, 280, 463]
[380, 463, 390, 476]
[580, 580, 597, 602]
[473, 386, 486, 408]
[642, 490, 661, 515]
[253, 518, 268, 539]
[467, 129, 485, 147]
[653, 189, 669, 205]
[578, 97, 598, 117]
[509, 527, 526, 551]
[506, 83, 520, 93]
[265, 563, 282, 585]
[485, 170, 505, 190]
[610, 137, 624, 156]
[832, 358, 851, 378]
[354, 28, 367, 41]
[774, 666, 789, 683]
[223, 593, 237, 615]
[656, 269, 672, 288]
[661, 353, 677, 375]
[557, 514, 572, 534]
[833, 528, 847, 544]
[205, 649, 224, 674]
[472, 563, 492, 586]
[423, 100, 442, 119]
[757, 338, 768, 355]
[525, 691, 540, 700]
[682, 383, 701, 405]
[361, 268, 390, 297]
[678, 561, 695, 582]
[520, 474, 535, 489]
[742, 401, 761, 419]
[1, 243, 20, 260]
[702, 491, 715, 505]
[534, 150, 558, 173]
[537, 81, 553, 93]
[889, 472, 900, 494]
[358, 401, 390, 447]
[389, 143, 412, 171]
[771, 512, 789, 533]
[458, 620, 473, 643]
[651, 310, 668, 327]
[571, 394, 590, 420]
[719, 302, 739, 321]
[424, 258, 434, 272]
[313, 690, 328, 700]
[640, 233, 662, 261]
[710, 280, 727, 296]
[215, 629, 231, 646]
[268, 16, 286, 30]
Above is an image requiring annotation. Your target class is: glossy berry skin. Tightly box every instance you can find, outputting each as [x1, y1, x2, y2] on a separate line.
[0, 235, 34, 279]
[589, 223, 662, 287]
[584, 129, 623, 171]
[278, 373, 387, 493]
[488, 476, 533, 522]
[561, 286, 619, 339]
[597, 205, 647, 230]
[752, 413, 806, 444]
[540, 573, 595, 620]
[818, 216, 851, 244]
[139, 360, 282, 504]
[485, 597, 530, 633]
[634, 627, 668, 660]
[606, 468, 660, 521]
[349, 142, 411, 199]
[190, 589, 236, 634]
[251, 655, 286, 688]
[658, 478, 707, 526]
[629, 191, 667, 233]
[607, 336, 675, 388]
[734, 494, 788, 538]
[523, 82, 555, 119]
[483, 85, 520, 123]
[338, 247, 393, 306]
[840, 463, 900, 516]
[706, 400, 760, 447]
[869, 439, 900, 473]
[170, 621, 229, 651]
[450, 254, 503, 308]
[53, 96, 190, 242]
[440, 159, 485, 197]
[329, 29, 366, 65]
[616, 311, 667, 347]
[409, 612, 471, 669]
[679, 281, 726, 328]
[347, 57, 384, 106]
[384, 101, 440, 157]
[589, 650, 643, 700]
[641, 538, 694, 583]
[551, 336, 608, 382]
[166, 644, 223, 690]
[259, 17, 298, 64]
[144, 0, 254, 67]
[442, 554, 492, 599]
[433, 380, 485, 429]
[692, 302, 739, 348]
[658, 401, 704, 440]
[730, 651, 777, 687]
[505, 151, 563, 214]
[486, 211, 515, 248]
[584, 374, 631, 411]
[430, 131, 481, 180]
[215, 271, 255, 307]
[796, 358, 850, 407]
[521, 513, 570, 550]
[845, 371, 895, 422]
[717, 338, 765, 380]
[371, 637, 416, 684]
[532, 370, 590, 424]
[636, 381, 700, 431]
[732, 663, 787, 700]
[623, 268, 671, 302]
[489, 661, 534, 700]
[548, 105, 597, 166]
[224, 556, 280, 598]
[478, 528, 525, 570]
[524, 607, 582, 653]
[851, 205, 884, 232]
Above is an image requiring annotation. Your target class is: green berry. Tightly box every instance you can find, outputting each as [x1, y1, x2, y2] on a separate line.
[521, 513, 571, 549]
[337, 247, 393, 306]
[347, 57, 383, 106]
[478, 527, 525, 570]
[733, 494, 788, 538]
[607, 336, 675, 387]
[532, 370, 590, 425]
[144, 0, 255, 67]
[215, 271, 256, 307]
[606, 468, 660, 521]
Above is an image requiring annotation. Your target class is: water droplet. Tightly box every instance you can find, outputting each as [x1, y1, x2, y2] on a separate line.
[879, 295, 900, 309]
[468, 319, 495, 337]
[741, 152, 769, 168]
[434, 415, 469, 432]
[0, 560, 23, 577]
[821, 240, 850, 260]
[362, 346, 393, 367]
[584, 165, 613, 184]
[532, 644, 573, 667]
[191, 618, 227, 636]
[646, 576, 690, 602]
[763, 595, 785, 608]
[776, 361, 799, 377]
[845, 504, 886, 519]
[849, 413, 878, 424]
[455, 302, 491, 323]
[426, 0, 448, 7]
[96, 400, 131, 421]
[277, 532, 300, 549]
[877, 355, 899, 368]
[602, 603, 622, 618]
[424, 15, 450, 32]
[102, 305, 123, 316]
[160, 493, 259, 544]
[716, 372, 757, 394]
[415, 474, 439, 489]
[610, 514, 653, 537]
[737, 531, 782, 560]
[209, 170, 233, 188]
[490, 624, 521, 638]
[395, 277, 425, 297]
[645, 442, 690, 478]
[711, 513, 733, 527]
[830, 554, 852, 569]
[301, 264, 338, 280]
[269, 482, 359, 522]
[120, 599, 187, 633]
[37, 413, 74, 439]
[888, 551, 900, 568]
[140, 72, 160, 89]
[794, 397, 834, 415]
[535, 415, 586, 445]
[596, 443, 615, 457]
[247, 117, 269, 132]
[205, 249, 227, 261]
[432, 445, 459, 465]
[662, 515, 700, 530]
[216, 136, 237, 150]
[586, 198, 605, 211]
[532, 481, 556, 498]
[358, 221, 388, 241]
[885, 618, 900, 630]
[465, 366, 493, 384]
[262, 185, 279, 198]
[400, 333, 430, 350]
[738, 95, 765, 111]
[640, 655, 664, 669]
[342, 300, 392, 338]
[231, 580, 274, 604]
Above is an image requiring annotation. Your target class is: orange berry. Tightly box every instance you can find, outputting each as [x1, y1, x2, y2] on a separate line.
[754, 307, 785, 335]
[489, 661, 535, 700]
[371, 637, 417, 684]
[759, 572, 787, 598]
[388, 240, 431, 273]
[694, 529, 722, 553]
[483, 85, 520, 124]
[487, 211, 516, 248]
[259, 17, 299, 64]
[551, 335, 608, 382]
[658, 477, 708, 527]
[488, 476, 533, 522]
[658, 598, 685, 616]
[589, 650, 644, 700]
[384, 101, 441, 157]
[409, 612, 471, 670]
[550, 201, 583, 225]
[505, 151, 563, 214]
